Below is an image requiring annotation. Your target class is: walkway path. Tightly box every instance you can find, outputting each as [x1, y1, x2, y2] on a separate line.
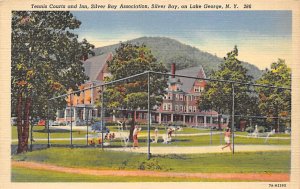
[12, 160, 289, 182]
[107, 145, 290, 154]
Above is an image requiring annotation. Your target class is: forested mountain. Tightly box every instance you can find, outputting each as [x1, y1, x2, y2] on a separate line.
[93, 37, 263, 80]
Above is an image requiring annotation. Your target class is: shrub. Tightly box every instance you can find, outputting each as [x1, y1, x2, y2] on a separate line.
[105, 122, 119, 126]
[245, 127, 254, 133]
[168, 121, 187, 127]
[137, 159, 162, 170]
[257, 126, 265, 133]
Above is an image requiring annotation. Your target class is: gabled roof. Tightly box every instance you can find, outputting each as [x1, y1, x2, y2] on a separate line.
[82, 53, 112, 81]
[174, 66, 206, 93]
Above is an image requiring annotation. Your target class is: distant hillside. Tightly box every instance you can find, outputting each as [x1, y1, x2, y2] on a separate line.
[93, 37, 263, 80]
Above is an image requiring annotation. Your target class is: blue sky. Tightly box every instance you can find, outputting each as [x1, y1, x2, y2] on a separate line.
[72, 11, 292, 70]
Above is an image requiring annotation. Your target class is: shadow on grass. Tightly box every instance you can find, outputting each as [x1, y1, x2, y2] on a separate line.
[11, 143, 126, 155]
[33, 129, 73, 133]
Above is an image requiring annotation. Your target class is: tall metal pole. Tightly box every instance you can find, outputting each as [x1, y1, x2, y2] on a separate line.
[210, 126, 212, 145]
[101, 85, 104, 150]
[83, 90, 89, 146]
[231, 83, 235, 154]
[70, 94, 73, 147]
[147, 72, 151, 160]
[47, 100, 50, 148]
[86, 107, 89, 146]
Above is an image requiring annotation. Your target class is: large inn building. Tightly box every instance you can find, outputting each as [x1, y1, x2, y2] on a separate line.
[56, 53, 229, 128]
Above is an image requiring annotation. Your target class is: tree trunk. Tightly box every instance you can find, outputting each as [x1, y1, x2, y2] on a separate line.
[17, 96, 31, 153]
[128, 110, 136, 141]
[23, 97, 32, 151]
[275, 107, 279, 132]
[276, 114, 280, 133]
[16, 93, 23, 154]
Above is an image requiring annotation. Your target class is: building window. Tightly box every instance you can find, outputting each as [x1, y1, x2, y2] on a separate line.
[223, 118, 227, 123]
[163, 104, 167, 110]
[189, 106, 192, 112]
[193, 106, 197, 112]
[176, 94, 179, 100]
[175, 105, 179, 111]
[66, 109, 74, 117]
[213, 117, 218, 124]
[167, 104, 171, 111]
[180, 94, 183, 101]
[180, 105, 183, 111]
[198, 116, 204, 123]
[206, 116, 211, 124]
[139, 113, 143, 119]
[92, 110, 96, 117]
[58, 110, 65, 118]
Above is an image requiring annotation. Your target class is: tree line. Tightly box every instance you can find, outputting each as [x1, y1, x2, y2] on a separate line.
[199, 46, 291, 131]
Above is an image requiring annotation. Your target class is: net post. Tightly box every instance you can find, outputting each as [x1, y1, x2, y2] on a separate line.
[231, 83, 235, 154]
[47, 99, 50, 148]
[70, 94, 73, 148]
[147, 72, 151, 160]
[101, 85, 104, 150]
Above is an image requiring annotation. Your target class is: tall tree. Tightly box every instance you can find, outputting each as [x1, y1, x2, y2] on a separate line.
[198, 46, 254, 129]
[11, 11, 94, 153]
[105, 43, 168, 140]
[256, 59, 291, 131]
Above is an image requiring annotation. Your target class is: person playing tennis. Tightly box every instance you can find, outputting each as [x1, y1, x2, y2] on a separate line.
[221, 128, 232, 151]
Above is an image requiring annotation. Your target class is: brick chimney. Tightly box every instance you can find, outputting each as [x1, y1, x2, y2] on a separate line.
[171, 63, 176, 78]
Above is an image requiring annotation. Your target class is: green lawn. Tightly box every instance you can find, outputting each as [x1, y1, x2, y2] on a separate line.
[12, 126, 92, 139]
[12, 126, 290, 146]
[235, 132, 291, 138]
[12, 148, 290, 174]
[12, 167, 231, 182]
[110, 125, 215, 135]
[11, 134, 290, 147]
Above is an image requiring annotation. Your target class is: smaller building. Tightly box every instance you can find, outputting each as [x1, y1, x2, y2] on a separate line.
[56, 53, 112, 125]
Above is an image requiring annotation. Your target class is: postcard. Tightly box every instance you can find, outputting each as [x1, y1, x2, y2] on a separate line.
[0, 0, 299, 189]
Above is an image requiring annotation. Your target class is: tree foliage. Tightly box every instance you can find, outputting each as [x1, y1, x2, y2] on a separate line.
[255, 59, 291, 131]
[198, 46, 254, 129]
[104, 43, 168, 140]
[11, 11, 94, 153]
